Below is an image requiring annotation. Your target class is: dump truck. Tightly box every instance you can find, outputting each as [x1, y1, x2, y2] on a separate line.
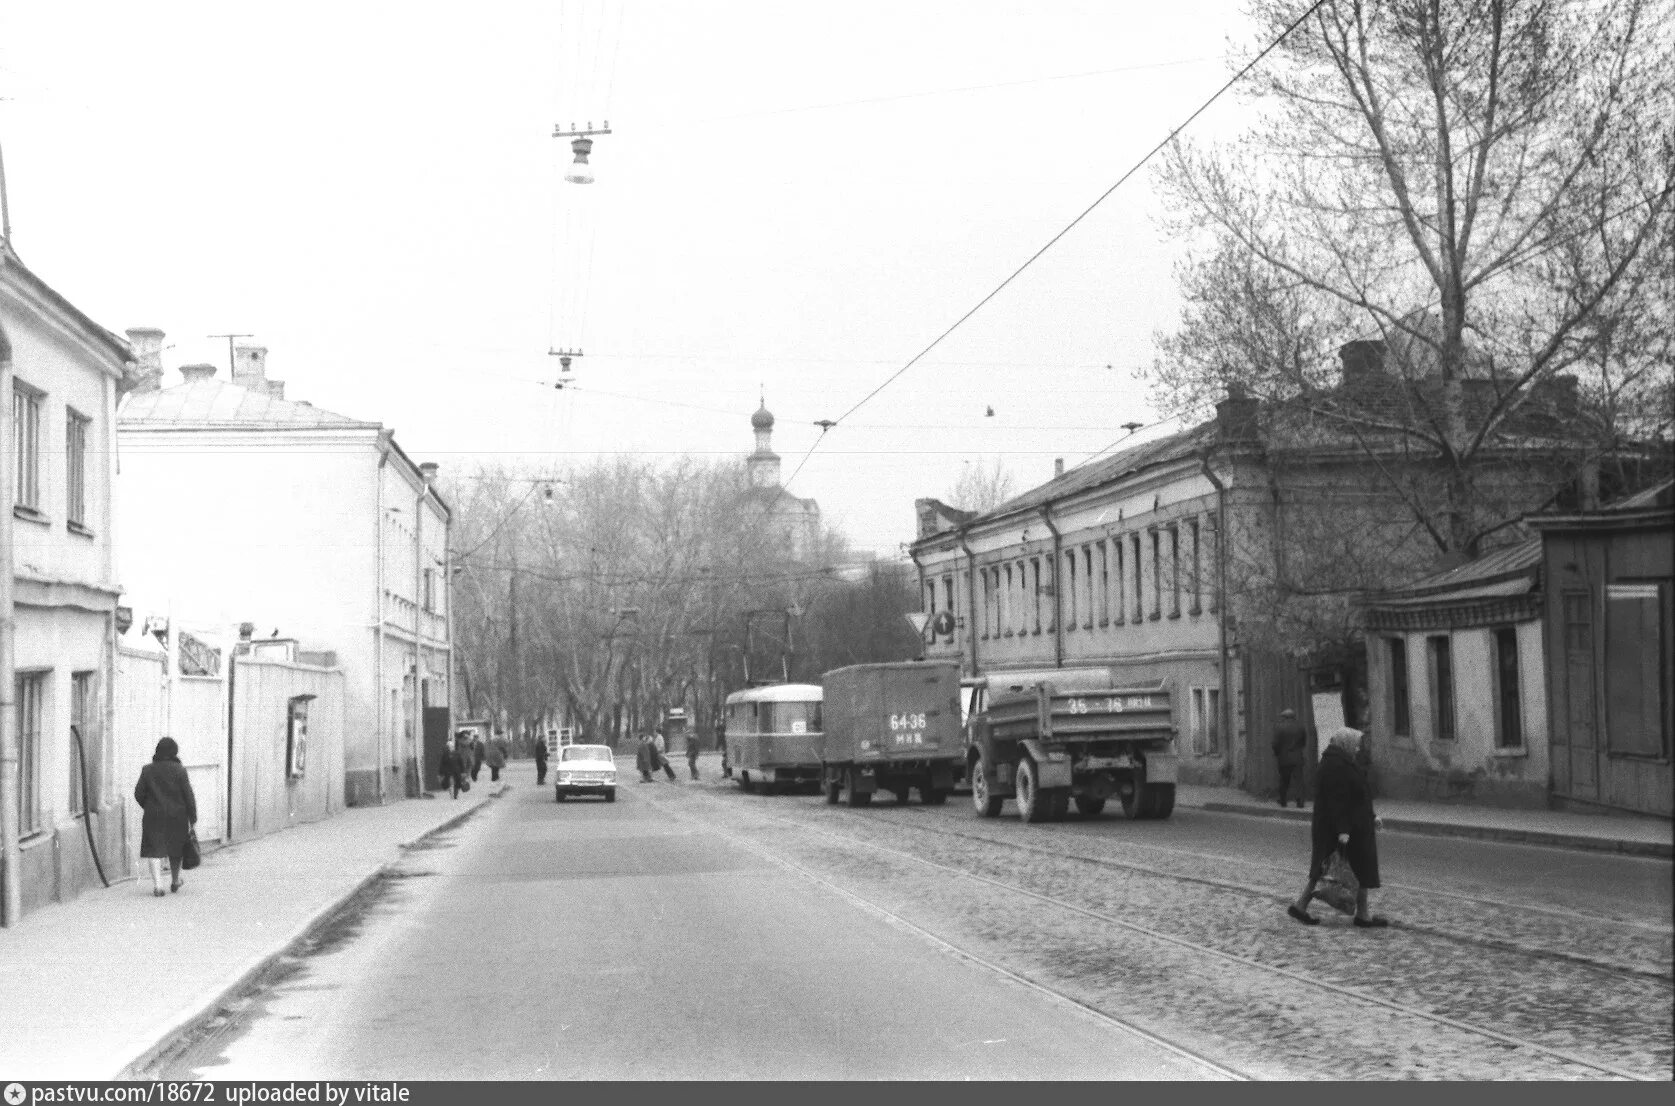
[965, 668, 1178, 823]
[821, 661, 963, 806]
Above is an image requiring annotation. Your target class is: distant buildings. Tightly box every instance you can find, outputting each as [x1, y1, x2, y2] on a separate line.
[1, 241, 129, 923]
[117, 337, 452, 808]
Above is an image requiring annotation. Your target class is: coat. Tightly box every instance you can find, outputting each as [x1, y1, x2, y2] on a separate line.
[439, 748, 465, 780]
[485, 739, 507, 769]
[1309, 744, 1380, 889]
[1272, 718, 1308, 768]
[471, 739, 486, 767]
[635, 739, 655, 774]
[533, 740, 549, 766]
[135, 757, 197, 860]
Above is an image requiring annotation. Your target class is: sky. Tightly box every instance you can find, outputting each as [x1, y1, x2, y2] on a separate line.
[0, 0, 1262, 559]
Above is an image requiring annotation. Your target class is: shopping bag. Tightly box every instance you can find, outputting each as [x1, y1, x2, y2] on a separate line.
[1315, 850, 1358, 915]
[181, 828, 201, 871]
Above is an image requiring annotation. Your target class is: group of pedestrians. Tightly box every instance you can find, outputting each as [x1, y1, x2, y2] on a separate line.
[635, 728, 707, 782]
[436, 730, 512, 799]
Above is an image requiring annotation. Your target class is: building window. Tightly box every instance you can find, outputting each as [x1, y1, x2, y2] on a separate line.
[1081, 545, 1094, 629]
[422, 567, 437, 613]
[13, 383, 43, 512]
[942, 576, 954, 637]
[924, 580, 936, 623]
[979, 570, 991, 639]
[1187, 519, 1202, 615]
[1388, 637, 1411, 737]
[1206, 511, 1221, 613]
[1131, 534, 1144, 622]
[16, 672, 45, 836]
[1030, 558, 1042, 634]
[1493, 626, 1522, 749]
[66, 409, 91, 528]
[1113, 539, 1126, 626]
[1064, 552, 1077, 632]
[1191, 686, 1222, 753]
[1002, 563, 1015, 636]
[1604, 583, 1667, 758]
[69, 671, 99, 815]
[1428, 635, 1456, 741]
[1167, 524, 1181, 618]
[1097, 541, 1110, 626]
[1149, 530, 1162, 620]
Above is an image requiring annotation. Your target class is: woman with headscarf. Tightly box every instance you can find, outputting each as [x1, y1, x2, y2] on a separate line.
[134, 737, 198, 897]
[1288, 727, 1387, 928]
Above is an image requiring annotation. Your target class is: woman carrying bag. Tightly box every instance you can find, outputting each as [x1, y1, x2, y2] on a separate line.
[1288, 727, 1388, 928]
[134, 737, 198, 897]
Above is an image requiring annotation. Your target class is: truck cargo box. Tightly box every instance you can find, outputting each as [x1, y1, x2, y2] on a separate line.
[821, 661, 962, 765]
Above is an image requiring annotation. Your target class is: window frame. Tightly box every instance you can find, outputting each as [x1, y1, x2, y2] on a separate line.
[16, 670, 47, 837]
[68, 670, 99, 815]
[1387, 636, 1411, 738]
[13, 380, 44, 515]
[65, 406, 92, 532]
[1492, 625, 1524, 750]
[1428, 634, 1456, 742]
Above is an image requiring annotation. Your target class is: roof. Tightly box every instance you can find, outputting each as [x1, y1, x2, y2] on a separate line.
[965, 421, 1215, 526]
[1528, 478, 1674, 531]
[1377, 539, 1542, 601]
[725, 683, 824, 703]
[118, 379, 380, 429]
[0, 240, 132, 368]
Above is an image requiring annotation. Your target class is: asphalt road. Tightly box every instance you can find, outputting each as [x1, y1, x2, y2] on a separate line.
[168, 777, 1228, 1080]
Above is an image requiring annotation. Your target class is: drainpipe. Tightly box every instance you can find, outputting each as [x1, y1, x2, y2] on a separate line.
[957, 529, 980, 677]
[374, 441, 389, 804]
[411, 471, 425, 800]
[907, 547, 926, 659]
[1, 331, 19, 926]
[442, 507, 454, 765]
[1199, 449, 1232, 773]
[1039, 504, 1064, 669]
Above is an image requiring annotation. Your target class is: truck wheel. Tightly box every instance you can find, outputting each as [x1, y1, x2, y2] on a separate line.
[1016, 759, 1050, 824]
[893, 783, 912, 805]
[1138, 783, 1176, 820]
[845, 769, 873, 807]
[1046, 790, 1070, 821]
[1075, 796, 1106, 817]
[825, 779, 842, 804]
[971, 759, 1003, 818]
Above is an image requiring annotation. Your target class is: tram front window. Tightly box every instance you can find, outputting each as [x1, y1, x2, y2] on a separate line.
[765, 702, 821, 735]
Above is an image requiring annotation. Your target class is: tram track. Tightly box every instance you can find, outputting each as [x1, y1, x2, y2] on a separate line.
[840, 803, 1675, 984]
[654, 785, 1665, 1080]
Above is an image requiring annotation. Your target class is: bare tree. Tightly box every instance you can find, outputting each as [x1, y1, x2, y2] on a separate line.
[945, 457, 1017, 515]
[1153, 0, 1675, 559]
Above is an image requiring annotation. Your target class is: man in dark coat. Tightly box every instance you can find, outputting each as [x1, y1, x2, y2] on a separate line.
[134, 736, 197, 896]
[685, 731, 701, 781]
[470, 735, 486, 781]
[439, 737, 468, 799]
[1289, 728, 1387, 927]
[636, 734, 657, 782]
[534, 733, 550, 785]
[1272, 708, 1309, 808]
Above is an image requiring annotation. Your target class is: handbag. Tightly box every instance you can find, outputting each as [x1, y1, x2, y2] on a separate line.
[460, 777, 470, 793]
[181, 828, 201, 871]
[1315, 849, 1359, 915]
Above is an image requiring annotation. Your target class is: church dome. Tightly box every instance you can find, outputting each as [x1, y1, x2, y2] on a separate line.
[751, 403, 775, 430]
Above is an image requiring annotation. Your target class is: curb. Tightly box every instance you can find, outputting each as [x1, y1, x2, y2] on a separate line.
[1194, 801, 1673, 859]
[109, 786, 507, 1081]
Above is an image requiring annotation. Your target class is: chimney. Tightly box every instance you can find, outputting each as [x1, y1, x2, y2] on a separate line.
[419, 462, 439, 485]
[1338, 340, 1387, 389]
[1215, 382, 1260, 444]
[1054, 458, 1065, 478]
[232, 343, 268, 392]
[123, 326, 166, 394]
[179, 363, 217, 384]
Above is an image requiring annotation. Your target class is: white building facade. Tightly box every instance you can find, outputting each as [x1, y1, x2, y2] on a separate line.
[116, 341, 451, 806]
[1, 243, 129, 924]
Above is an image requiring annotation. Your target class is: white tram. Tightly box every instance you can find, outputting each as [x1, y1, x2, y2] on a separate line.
[724, 682, 823, 794]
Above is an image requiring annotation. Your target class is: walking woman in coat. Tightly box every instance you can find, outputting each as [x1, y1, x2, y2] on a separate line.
[134, 737, 198, 897]
[439, 737, 468, 799]
[1289, 727, 1388, 928]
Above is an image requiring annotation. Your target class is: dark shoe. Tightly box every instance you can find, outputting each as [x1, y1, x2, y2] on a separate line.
[153, 888, 166, 898]
[1287, 904, 1319, 926]
[170, 880, 182, 893]
[1353, 915, 1390, 928]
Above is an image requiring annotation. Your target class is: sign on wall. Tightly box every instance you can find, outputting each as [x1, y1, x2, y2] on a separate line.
[287, 694, 316, 779]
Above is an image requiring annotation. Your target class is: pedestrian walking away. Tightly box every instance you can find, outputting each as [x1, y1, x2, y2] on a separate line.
[1289, 727, 1388, 929]
[685, 731, 701, 781]
[1272, 708, 1309, 808]
[654, 730, 677, 781]
[717, 722, 731, 778]
[534, 732, 550, 785]
[134, 737, 198, 897]
[439, 736, 468, 799]
[636, 734, 657, 783]
[470, 734, 486, 782]
[486, 732, 508, 783]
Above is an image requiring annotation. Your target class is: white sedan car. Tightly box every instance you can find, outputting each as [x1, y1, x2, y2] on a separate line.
[554, 744, 618, 802]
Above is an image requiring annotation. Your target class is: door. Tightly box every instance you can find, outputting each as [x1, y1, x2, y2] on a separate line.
[422, 706, 452, 792]
[1560, 591, 1599, 802]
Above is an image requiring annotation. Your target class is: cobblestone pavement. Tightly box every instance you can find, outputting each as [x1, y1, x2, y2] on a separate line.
[638, 778, 1673, 1080]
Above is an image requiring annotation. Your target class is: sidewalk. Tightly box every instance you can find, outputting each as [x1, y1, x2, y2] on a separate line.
[1176, 783, 1673, 858]
[0, 782, 508, 1081]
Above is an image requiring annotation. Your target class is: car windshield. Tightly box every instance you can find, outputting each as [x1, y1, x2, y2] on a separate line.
[561, 745, 612, 763]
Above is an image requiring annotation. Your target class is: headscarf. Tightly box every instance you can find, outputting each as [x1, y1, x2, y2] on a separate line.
[1325, 726, 1363, 752]
[153, 736, 180, 762]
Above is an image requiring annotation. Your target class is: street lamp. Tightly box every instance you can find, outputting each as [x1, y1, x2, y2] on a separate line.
[553, 121, 613, 185]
